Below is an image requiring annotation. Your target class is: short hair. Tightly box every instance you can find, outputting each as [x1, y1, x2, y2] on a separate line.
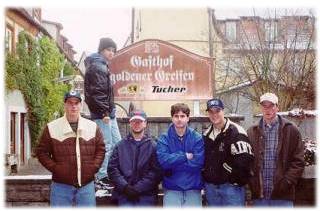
[170, 103, 190, 117]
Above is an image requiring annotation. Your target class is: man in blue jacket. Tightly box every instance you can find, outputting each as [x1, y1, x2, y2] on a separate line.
[108, 110, 162, 206]
[157, 103, 204, 207]
[84, 37, 121, 189]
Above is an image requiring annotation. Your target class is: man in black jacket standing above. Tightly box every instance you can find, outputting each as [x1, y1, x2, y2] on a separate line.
[84, 37, 121, 189]
[202, 98, 254, 206]
[108, 110, 162, 206]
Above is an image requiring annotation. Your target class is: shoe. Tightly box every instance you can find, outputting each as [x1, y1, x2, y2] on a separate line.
[95, 177, 114, 190]
[95, 189, 112, 197]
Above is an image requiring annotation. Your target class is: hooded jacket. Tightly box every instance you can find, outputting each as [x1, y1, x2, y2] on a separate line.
[247, 115, 305, 201]
[108, 134, 162, 197]
[156, 124, 204, 191]
[84, 53, 115, 119]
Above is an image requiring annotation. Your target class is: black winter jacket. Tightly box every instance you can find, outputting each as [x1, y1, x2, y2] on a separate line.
[84, 53, 114, 119]
[202, 118, 254, 186]
[108, 134, 162, 197]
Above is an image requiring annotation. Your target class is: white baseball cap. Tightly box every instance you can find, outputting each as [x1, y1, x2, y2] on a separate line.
[260, 93, 278, 104]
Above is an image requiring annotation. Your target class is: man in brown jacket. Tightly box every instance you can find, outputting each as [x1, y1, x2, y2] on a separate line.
[247, 92, 305, 207]
[36, 91, 105, 207]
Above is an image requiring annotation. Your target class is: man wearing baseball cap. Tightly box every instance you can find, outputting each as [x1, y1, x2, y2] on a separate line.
[247, 93, 304, 207]
[108, 110, 161, 206]
[36, 90, 105, 206]
[202, 98, 254, 206]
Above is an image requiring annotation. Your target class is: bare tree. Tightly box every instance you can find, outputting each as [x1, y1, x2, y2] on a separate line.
[215, 9, 315, 111]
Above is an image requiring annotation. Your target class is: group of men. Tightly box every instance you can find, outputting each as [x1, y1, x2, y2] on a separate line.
[36, 37, 305, 207]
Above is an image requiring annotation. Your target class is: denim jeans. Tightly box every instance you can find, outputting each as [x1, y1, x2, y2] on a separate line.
[117, 195, 157, 207]
[50, 181, 95, 207]
[163, 189, 202, 207]
[204, 182, 245, 206]
[94, 118, 121, 180]
[253, 199, 294, 207]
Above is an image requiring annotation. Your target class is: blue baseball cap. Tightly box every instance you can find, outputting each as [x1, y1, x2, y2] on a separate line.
[64, 90, 82, 102]
[129, 110, 147, 121]
[206, 98, 224, 111]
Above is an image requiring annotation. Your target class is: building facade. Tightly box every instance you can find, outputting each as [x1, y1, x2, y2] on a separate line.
[127, 8, 315, 127]
[5, 8, 79, 173]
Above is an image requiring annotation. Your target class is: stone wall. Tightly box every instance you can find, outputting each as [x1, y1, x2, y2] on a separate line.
[117, 116, 244, 138]
[5, 177, 315, 207]
[5, 177, 50, 207]
[5, 116, 316, 207]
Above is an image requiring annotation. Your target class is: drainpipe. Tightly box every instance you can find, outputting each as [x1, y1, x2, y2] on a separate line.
[208, 8, 213, 57]
[131, 7, 135, 44]
[208, 8, 215, 98]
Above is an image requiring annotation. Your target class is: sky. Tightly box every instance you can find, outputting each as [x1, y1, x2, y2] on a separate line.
[42, 8, 132, 61]
[41, 7, 314, 62]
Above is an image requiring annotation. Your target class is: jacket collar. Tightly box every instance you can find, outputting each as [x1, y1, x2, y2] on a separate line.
[62, 114, 86, 135]
[168, 123, 191, 141]
[204, 118, 229, 137]
[253, 115, 292, 132]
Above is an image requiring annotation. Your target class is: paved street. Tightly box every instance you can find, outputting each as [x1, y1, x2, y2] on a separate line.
[12, 157, 51, 176]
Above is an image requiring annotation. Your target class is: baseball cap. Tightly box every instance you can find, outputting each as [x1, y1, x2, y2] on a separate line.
[129, 110, 147, 122]
[64, 90, 82, 102]
[206, 98, 224, 111]
[260, 93, 278, 104]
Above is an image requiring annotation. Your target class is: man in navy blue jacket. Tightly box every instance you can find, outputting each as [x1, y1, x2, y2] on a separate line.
[84, 37, 121, 189]
[108, 110, 162, 206]
[157, 103, 204, 207]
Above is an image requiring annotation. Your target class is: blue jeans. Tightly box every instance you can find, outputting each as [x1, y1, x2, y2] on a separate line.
[50, 181, 95, 207]
[163, 189, 202, 207]
[253, 199, 294, 207]
[94, 118, 121, 180]
[204, 182, 245, 206]
[118, 195, 157, 207]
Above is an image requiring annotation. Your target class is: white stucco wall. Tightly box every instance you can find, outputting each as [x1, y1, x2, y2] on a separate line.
[5, 89, 31, 166]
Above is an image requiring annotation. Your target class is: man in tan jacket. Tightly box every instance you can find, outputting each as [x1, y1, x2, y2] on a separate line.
[247, 93, 304, 207]
[36, 90, 105, 207]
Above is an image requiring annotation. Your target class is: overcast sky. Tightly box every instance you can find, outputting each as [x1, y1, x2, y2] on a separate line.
[41, 7, 314, 62]
[42, 8, 132, 61]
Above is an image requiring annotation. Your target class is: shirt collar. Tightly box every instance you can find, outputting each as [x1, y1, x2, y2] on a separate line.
[263, 115, 279, 129]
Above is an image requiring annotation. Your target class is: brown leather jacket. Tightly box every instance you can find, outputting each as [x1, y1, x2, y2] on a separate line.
[36, 115, 105, 187]
[247, 115, 305, 201]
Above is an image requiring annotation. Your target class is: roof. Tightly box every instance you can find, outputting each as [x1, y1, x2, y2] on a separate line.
[42, 19, 63, 30]
[216, 80, 255, 94]
[255, 109, 317, 118]
[9, 8, 79, 72]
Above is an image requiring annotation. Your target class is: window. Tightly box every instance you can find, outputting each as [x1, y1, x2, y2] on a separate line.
[225, 22, 237, 42]
[265, 21, 278, 42]
[20, 113, 26, 165]
[10, 112, 17, 154]
[5, 24, 14, 53]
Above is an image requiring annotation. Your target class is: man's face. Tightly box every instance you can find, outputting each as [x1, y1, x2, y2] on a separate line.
[207, 108, 224, 126]
[64, 98, 81, 117]
[130, 119, 146, 134]
[260, 101, 279, 122]
[101, 47, 115, 61]
[172, 111, 189, 129]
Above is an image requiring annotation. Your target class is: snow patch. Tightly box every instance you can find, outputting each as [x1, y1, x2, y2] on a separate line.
[5, 175, 52, 180]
